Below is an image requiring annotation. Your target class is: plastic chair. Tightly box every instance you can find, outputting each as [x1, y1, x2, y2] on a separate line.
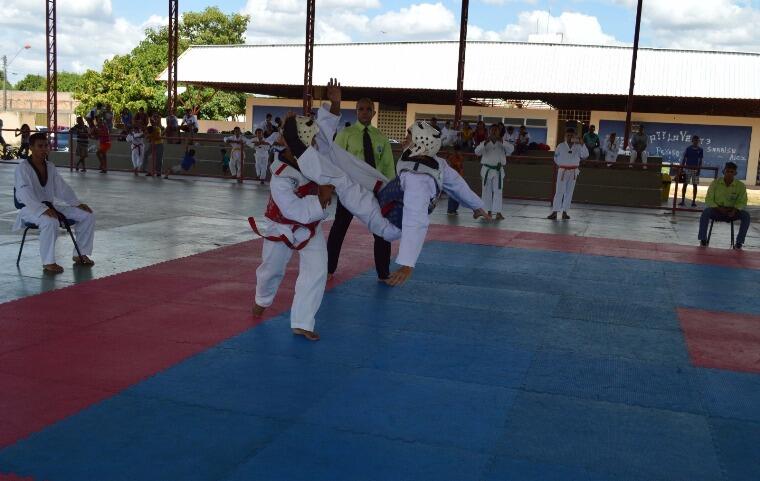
[14, 188, 76, 266]
[707, 218, 735, 247]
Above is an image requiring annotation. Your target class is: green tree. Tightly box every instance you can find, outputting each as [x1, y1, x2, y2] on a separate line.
[74, 6, 249, 120]
[15, 72, 82, 92]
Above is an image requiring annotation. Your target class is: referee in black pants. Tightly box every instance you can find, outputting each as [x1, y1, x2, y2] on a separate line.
[327, 98, 396, 280]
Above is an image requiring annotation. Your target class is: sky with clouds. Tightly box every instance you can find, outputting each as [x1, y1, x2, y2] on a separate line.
[2, 0, 759, 83]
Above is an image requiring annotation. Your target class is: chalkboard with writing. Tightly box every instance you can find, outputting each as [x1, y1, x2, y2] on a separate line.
[598, 120, 752, 178]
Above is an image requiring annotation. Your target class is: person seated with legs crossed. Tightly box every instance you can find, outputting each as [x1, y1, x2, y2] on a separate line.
[14, 132, 96, 274]
[698, 161, 750, 250]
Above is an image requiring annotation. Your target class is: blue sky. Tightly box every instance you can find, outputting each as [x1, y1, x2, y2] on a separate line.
[1, 0, 759, 80]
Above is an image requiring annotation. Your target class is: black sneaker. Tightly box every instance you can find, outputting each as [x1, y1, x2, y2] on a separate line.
[691, 202, 697, 207]
[699, 240, 708, 247]
[734, 243, 743, 250]
[678, 201, 685, 206]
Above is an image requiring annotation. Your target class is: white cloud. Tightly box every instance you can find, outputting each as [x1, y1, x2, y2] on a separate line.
[371, 3, 457, 38]
[613, 0, 760, 52]
[0, 0, 151, 81]
[500, 10, 621, 46]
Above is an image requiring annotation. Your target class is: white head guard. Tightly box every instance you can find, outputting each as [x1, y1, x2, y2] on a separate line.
[408, 121, 442, 157]
[296, 115, 318, 147]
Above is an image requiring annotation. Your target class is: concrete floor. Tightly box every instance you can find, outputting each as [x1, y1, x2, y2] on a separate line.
[1, 163, 757, 303]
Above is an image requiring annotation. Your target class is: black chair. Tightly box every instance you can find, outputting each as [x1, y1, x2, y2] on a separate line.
[707, 218, 735, 247]
[14, 188, 76, 267]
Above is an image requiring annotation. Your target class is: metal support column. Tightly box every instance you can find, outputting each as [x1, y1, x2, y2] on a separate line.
[46, 0, 58, 148]
[303, 0, 316, 114]
[454, 0, 469, 126]
[167, 0, 179, 114]
[623, 0, 643, 150]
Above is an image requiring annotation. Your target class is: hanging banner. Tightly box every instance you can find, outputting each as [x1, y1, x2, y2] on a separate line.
[598, 120, 752, 178]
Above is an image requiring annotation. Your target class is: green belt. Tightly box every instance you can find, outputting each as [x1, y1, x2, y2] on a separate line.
[483, 164, 503, 189]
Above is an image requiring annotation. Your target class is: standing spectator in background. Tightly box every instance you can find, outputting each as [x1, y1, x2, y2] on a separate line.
[223, 126, 253, 178]
[630, 124, 648, 164]
[460, 121, 473, 150]
[94, 118, 111, 173]
[583, 125, 601, 160]
[86, 103, 103, 127]
[497, 121, 507, 139]
[503, 125, 519, 145]
[548, 127, 589, 220]
[120, 108, 132, 131]
[515, 125, 531, 154]
[252, 128, 271, 184]
[104, 105, 114, 132]
[429, 117, 440, 132]
[473, 120, 488, 147]
[16, 124, 32, 159]
[220, 148, 230, 174]
[446, 144, 465, 215]
[441, 120, 458, 147]
[698, 162, 750, 249]
[679, 135, 704, 207]
[133, 107, 148, 130]
[327, 96, 395, 281]
[71, 116, 90, 172]
[475, 124, 512, 220]
[165, 109, 179, 144]
[603, 132, 621, 163]
[0, 117, 6, 155]
[145, 114, 165, 177]
[126, 126, 145, 175]
[259, 113, 274, 135]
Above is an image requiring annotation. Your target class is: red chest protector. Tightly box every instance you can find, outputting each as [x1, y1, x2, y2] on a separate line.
[248, 161, 321, 250]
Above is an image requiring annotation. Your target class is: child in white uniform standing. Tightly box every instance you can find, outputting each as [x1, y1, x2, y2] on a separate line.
[250, 79, 400, 341]
[474, 124, 513, 220]
[224, 127, 253, 178]
[126, 126, 145, 175]
[252, 128, 271, 184]
[548, 127, 589, 220]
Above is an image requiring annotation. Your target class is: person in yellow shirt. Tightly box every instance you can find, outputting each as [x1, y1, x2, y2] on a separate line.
[698, 162, 751, 249]
[327, 97, 395, 280]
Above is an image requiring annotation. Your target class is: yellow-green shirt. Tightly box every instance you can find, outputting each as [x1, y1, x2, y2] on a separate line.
[705, 177, 747, 210]
[334, 123, 395, 180]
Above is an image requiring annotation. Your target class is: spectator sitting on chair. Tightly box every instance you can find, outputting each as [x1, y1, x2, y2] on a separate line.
[603, 132, 621, 164]
[630, 124, 648, 164]
[679, 135, 703, 207]
[698, 162, 750, 250]
[13, 132, 95, 274]
[583, 125, 601, 160]
[515, 126, 531, 154]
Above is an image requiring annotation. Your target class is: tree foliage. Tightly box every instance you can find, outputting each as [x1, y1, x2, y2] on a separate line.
[73, 6, 249, 120]
[14, 72, 83, 92]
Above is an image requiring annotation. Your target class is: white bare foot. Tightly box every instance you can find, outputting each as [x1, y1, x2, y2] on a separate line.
[292, 328, 320, 341]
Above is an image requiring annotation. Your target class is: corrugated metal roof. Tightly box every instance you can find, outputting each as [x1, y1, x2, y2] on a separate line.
[162, 41, 760, 100]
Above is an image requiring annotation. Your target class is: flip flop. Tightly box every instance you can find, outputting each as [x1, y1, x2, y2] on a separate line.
[292, 328, 320, 341]
[43, 264, 64, 274]
[73, 256, 95, 266]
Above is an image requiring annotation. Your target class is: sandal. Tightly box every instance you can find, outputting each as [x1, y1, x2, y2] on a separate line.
[43, 263, 64, 274]
[73, 255, 95, 266]
[292, 328, 320, 341]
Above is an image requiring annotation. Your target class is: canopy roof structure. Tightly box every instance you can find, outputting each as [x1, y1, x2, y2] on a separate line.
[161, 41, 760, 117]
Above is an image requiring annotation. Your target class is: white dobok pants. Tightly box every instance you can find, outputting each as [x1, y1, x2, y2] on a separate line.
[131, 147, 143, 169]
[255, 225, 327, 332]
[19, 205, 95, 265]
[255, 154, 268, 180]
[229, 150, 243, 177]
[552, 168, 579, 213]
[481, 171, 504, 214]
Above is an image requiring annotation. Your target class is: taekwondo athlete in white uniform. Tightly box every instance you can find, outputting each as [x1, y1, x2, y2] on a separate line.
[14, 132, 96, 274]
[252, 128, 271, 183]
[249, 79, 400, 341]
[474, 124, 513, 220]
[548, 127, 589, 220]
[223, 127, 254, 178]
[378, 121, 491, 287]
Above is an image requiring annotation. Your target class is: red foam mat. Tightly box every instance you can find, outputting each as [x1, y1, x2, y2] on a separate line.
[678, 307, 760, 374]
